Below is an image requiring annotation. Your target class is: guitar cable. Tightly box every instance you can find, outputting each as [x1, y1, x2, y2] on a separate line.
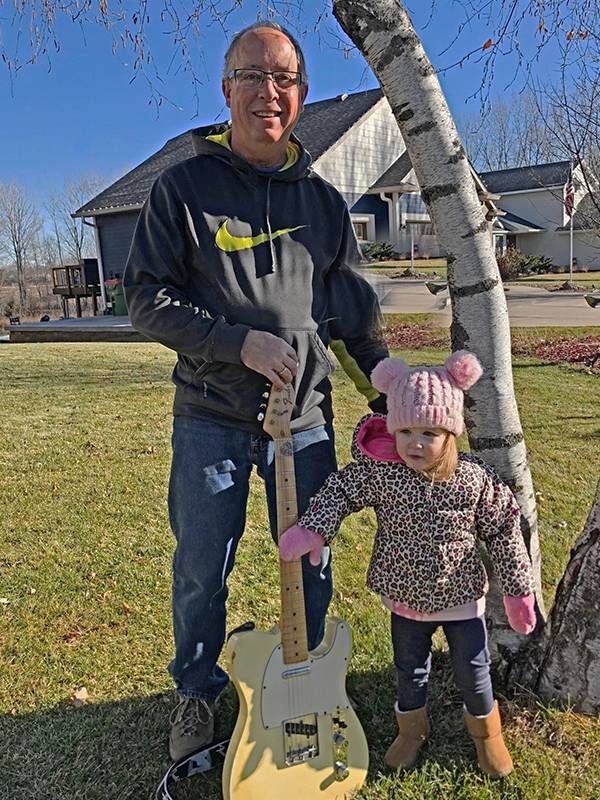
[155, 739, 230, 800]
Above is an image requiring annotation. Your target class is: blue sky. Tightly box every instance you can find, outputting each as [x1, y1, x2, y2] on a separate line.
[1, 2, 560, 206]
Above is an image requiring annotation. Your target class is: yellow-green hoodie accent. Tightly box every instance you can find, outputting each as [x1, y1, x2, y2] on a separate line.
[329, 339, 381, 403]
[215, 220, 307, 252]
[206, 128, 300, 170]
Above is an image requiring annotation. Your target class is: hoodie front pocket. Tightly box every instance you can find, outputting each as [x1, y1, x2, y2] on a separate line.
[309, 331, 336, 378]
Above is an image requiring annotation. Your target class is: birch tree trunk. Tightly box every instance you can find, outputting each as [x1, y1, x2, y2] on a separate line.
[530, 481, 600, 712]
[332, 0, 545, 667]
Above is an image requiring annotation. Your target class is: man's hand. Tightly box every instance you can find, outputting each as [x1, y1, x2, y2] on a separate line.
[240, 330, 298, 389]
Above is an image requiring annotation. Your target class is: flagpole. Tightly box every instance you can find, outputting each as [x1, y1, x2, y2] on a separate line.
[569, 210, 574, 285]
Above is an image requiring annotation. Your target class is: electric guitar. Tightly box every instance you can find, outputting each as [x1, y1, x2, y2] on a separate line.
[222, 382, 369, 800]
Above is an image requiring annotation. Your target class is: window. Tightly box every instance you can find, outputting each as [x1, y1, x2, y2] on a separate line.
[353, 221, 369, 241]
[350, 214, 376, 242]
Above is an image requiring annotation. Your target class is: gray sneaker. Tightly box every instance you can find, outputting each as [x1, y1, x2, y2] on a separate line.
[169, 696, 215, 761]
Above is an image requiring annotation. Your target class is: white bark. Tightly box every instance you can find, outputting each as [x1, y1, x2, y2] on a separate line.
[333, 0, 544, 662]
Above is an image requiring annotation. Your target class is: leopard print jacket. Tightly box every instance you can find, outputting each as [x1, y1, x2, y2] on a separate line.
[299, 414, 534, 614]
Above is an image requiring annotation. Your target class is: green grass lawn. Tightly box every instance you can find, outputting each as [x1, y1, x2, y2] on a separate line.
[1, 342, 599, 800]
[364, 260, 448, 279]
[512, 272, 600, 290]
[361, 266, 600, 289]
[368, 259, 447, 268]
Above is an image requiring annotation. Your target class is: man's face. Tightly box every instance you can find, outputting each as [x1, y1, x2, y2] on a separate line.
[222, 29, 307, 162]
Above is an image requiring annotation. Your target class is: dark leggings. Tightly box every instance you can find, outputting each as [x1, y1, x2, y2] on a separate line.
[390, 613, 494, 716]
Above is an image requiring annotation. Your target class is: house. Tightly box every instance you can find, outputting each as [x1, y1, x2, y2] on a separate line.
[78, 87, 597, 311]
[75, 88, 409, 306]
[356, 153, 599, 269]
[480, 160, 600, 270]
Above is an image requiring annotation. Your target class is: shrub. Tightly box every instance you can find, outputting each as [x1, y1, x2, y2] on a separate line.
[362, 241, 399, 262]
[2, 299, 18, 319]
[496, 249, 554, 280]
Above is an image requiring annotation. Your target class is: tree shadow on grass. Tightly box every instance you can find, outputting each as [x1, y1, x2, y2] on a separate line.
[2, 652, 525, 800]
[0, 690, 221, 800]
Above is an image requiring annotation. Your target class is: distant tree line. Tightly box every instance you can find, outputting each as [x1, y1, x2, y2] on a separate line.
[0, 176, 104, 319]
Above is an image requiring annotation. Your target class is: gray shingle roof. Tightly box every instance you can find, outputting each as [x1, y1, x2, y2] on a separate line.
[497, 209, 544, 232]
[75, 88, 383, 216]
[367, 150, 413, 192]
[479, 161, 571, 194]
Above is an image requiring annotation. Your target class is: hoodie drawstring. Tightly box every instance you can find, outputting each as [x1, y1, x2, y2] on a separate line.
[265, 176, 277, 272]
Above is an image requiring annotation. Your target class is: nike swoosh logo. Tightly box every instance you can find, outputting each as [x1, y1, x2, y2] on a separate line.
[215, 219, 307, 252]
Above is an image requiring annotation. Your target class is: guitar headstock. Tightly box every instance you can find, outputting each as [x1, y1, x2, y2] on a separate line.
[261, 382, 295, 440]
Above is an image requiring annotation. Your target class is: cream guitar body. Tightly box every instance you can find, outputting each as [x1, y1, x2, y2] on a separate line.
[222, 618, 368, 800]
[222, 383, 369, 799]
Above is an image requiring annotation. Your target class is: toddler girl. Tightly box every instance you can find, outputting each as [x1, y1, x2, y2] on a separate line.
[279, 351, 536, 778]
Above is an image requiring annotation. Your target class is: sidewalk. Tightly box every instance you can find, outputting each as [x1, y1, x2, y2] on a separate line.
[368, 278, 600, 327]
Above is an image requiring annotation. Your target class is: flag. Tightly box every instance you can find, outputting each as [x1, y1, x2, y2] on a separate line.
[564, 169, 575, 218]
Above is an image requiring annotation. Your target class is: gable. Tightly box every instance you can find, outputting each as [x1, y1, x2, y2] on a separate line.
[311, 98, 406, 207]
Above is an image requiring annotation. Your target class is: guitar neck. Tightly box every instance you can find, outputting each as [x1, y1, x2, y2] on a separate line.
[274, 436, 309, 664]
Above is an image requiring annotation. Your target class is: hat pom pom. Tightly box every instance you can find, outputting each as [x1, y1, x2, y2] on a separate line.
[445, 350, 483, 390]
[371, 357, 410, 394]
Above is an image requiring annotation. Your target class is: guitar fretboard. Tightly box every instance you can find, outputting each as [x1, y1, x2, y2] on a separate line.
[274, 436, 309, 664]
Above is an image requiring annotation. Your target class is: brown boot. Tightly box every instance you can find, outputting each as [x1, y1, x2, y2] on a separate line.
[463, 701, 513, 778]
[384, 705, 429, 769]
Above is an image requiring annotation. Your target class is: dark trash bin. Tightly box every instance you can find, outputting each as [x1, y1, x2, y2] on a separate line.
[104, 278, 128, 316]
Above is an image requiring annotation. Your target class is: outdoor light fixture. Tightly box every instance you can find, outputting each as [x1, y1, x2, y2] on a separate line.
[584, 293, 600, 309]
[425, 281, 448, 295]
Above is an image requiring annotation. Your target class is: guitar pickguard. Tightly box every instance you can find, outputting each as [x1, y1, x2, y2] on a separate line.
[260, 619, 351, 729]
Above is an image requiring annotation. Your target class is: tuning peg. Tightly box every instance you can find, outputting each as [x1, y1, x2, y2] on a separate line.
[257, 412, 265, 422]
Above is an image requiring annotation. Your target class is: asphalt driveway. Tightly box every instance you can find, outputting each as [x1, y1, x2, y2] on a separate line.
[367, 278, 600, 327]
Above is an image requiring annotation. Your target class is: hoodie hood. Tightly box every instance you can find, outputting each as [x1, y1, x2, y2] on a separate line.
[191, 127, 312, 271]
[352, 413, 404, 463]
[191, 126, 312, 182]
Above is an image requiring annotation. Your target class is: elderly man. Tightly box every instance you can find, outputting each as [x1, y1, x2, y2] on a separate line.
[124, 21, 387, 760]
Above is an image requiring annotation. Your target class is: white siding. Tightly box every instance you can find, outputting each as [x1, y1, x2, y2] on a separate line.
[500, 188, 563, 229]
[312, 98, 405, 208]
[500, 187, 600, 269]
[516, 230, 600, 270]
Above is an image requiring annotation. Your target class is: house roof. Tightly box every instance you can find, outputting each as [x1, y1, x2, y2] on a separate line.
[479, 161, 571, 194]
[75, 88, 384, 217]
[367, 150, 415, 192]
[366, 150, 501, 222]
[496, 210, 545, 233]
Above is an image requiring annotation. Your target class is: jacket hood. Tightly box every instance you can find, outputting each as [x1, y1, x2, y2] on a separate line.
[351, 413, 405, 463]
[191, 126, 312, 182]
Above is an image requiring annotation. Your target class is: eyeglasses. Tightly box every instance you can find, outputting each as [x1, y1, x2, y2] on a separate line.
[227, 68, 304, 89]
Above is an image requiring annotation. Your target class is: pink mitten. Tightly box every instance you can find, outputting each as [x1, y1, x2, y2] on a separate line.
[279, 525, 325, 566]
[503, 594, 536, 634]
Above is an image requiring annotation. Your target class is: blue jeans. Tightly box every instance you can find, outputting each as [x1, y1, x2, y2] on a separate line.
[167, 415, 337, 700]
[390, 613, 494, 716]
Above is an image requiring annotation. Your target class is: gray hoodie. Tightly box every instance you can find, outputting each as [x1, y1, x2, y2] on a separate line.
[124, 131, 387, 433]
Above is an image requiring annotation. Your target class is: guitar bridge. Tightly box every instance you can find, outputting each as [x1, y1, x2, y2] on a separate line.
[283, 713, 319, 765]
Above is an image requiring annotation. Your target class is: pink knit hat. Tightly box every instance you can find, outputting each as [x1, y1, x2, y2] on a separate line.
[371, 351, 483, 436]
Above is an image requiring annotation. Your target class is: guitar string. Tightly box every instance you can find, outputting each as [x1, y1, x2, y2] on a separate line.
[278, 437, 302, 736]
